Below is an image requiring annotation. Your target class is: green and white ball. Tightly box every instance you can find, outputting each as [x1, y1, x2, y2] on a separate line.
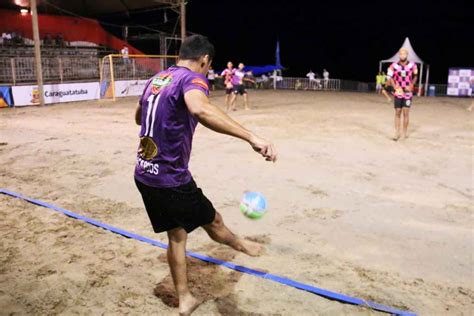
[240, 191, 268, 219]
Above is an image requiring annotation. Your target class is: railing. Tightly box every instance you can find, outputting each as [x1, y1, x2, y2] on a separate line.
[272, 77, 341, 91]
[427, 84, 447, 96]
[0, 57, 452, 98]
[0, 56, 100, 84]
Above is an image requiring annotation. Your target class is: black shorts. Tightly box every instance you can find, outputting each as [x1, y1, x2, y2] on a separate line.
[394, 98, 412, 108]
[135, 178, 216, 233]
[225, 88, 233, 95]
[232, 84, 247, 95]
[208, 79, 215, 86]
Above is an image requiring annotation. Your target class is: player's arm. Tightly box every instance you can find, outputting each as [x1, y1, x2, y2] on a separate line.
[243, 77, 256, 84]
[386, 66, 398, 89]
[134, 102, 141, 125]
[409, 74, 418, 92]
[388, 77, 397, 88]
[184, 89, 277, 162]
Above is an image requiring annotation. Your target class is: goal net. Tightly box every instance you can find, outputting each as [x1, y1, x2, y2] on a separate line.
[100, 54, 178, 101]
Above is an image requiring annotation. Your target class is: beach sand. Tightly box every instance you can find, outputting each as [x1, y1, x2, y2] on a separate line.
[0, 90, 472, 315]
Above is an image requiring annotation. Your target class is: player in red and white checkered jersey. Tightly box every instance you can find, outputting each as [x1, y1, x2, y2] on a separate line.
[387, 48, 418, 141]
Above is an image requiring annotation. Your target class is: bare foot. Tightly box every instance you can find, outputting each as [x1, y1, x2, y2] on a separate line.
[179, 294, 201, 316]
[238, 239, 264, 257]
[392, 134, 400, 141]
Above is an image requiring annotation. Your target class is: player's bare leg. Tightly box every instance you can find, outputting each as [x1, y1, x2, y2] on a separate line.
[243, 93, 250, 110]
[225, 94, 231, 111]
[166, 228, 201, 316]
[393, 108, 402, 141]
[402, 107, 410, 139]
[382, 89, 392, 102]
[229, 93, 238, 111]
[203, 212, 263, 256]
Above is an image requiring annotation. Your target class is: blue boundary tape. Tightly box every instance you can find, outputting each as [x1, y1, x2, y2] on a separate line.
[0, 188, 416, 316]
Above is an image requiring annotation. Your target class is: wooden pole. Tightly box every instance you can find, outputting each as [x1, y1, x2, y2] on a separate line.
[180, 0, 186, 41]
[31, 0, 45, 106]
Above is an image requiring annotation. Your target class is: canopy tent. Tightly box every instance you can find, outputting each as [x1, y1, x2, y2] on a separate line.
[379, 37, 429, 96]
[244, 65, 283, 76]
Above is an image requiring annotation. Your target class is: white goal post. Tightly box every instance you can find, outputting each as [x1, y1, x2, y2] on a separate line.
[99, 54, 178, 101]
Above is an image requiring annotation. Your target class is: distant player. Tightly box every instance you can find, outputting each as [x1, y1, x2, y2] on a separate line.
[229, 62, 255, 110]
[387, 48, 418, 140]
[121, 45, 130, 65]
[381, 72, 393, 102]
[306, 69, 317, 89]
[323, 69, 329, 90]
[468, 78, 474, 111]
[376, 72, 383, 94]
[134, 35, 277, 316]
[207, 66, 216, 91]
[220, 61, 235, 110]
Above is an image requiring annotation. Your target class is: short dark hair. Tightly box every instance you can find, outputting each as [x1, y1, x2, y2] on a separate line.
[179, 35, 215, 61]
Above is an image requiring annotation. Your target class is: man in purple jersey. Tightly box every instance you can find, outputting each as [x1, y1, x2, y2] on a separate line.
[134, 35, 277, 315]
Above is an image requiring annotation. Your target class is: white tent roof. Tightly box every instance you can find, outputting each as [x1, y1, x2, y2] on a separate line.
[381, 37, 424, 64]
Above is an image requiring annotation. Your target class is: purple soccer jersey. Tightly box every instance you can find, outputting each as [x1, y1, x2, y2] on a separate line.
[232, 69, 245, 85]
[134, 66, 209, 188]
[387, 61, 418, 99]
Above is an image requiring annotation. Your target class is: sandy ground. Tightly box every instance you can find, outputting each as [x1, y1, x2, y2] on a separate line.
[0, 90, 473, 315]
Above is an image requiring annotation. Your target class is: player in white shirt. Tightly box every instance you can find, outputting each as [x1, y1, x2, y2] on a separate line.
[323, 69, 329, 89]
[121, 46, 130, 65]
[306, 70, 317, 90]
[207, 66, 216, 91]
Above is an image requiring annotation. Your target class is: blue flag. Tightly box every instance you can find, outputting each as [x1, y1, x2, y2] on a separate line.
[275, 40, 282, 67]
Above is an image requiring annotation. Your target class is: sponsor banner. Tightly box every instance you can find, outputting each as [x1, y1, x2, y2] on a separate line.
[447, 68, 473, 97]
[114, 80, 148, 97]
[12, 82, 100, 106]
[0, 86, 13, 108]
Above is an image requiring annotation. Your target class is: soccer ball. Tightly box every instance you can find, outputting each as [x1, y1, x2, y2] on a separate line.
[240, 191, 267, 219]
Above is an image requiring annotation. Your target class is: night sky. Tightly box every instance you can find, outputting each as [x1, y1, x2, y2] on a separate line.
[106, 0, 473, 83]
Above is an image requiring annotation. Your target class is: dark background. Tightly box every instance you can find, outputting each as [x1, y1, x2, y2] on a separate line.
[103, 0, 473, 83]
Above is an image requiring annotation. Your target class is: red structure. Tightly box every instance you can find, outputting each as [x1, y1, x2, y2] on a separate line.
[0, 9, 144, 54]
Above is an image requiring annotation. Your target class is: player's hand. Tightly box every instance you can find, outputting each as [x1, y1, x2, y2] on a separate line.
[406, 85, 414, 92]
[249, 134, 277, 162]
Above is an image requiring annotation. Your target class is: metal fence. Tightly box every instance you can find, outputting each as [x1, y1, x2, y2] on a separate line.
[0, 56, 452, 98]
[427, 84, 447, 96]
[273, 77, 341, 91]
[0, 56, 100, 84]
[250, 78, 372, 92]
